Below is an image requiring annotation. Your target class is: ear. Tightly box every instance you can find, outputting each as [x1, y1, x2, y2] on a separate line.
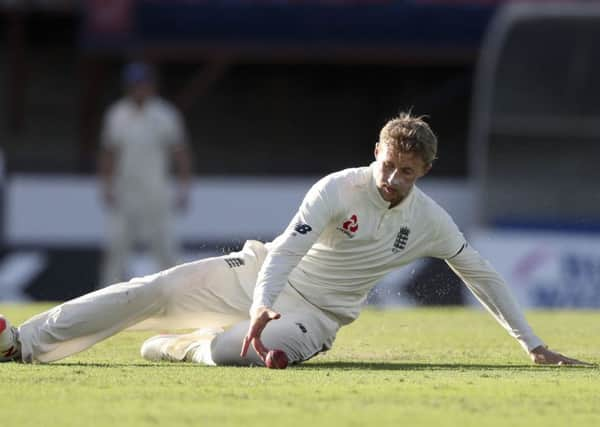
[421, 163, 432, 177]
[374, 142, 380, 160]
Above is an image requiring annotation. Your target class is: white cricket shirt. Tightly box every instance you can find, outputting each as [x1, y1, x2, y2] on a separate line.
[253, 164, 544, 353]
[101, 96, 186, 203]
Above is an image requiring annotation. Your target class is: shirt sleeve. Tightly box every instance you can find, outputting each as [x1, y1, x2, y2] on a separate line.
[427, 207, 544, 353]
[164, 105, 187, 147]
[427, 208, 468, 260]
[250, 176, 338, 314]
[446, 243, 544, 353]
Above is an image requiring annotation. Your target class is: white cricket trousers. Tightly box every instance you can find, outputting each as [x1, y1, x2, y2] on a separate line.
[99, 200, 177, 288]
[18, 241, 339, 365]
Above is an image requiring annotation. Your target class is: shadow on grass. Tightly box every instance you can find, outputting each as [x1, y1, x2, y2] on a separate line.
[48, 362, 202, 368]
[43, 361, 596, 370]
[296, 361, 595, 371]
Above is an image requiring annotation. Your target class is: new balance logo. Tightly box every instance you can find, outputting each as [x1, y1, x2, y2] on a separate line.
[224, 258, 245, 268]
[295, 322, 307, 333]
[392, 226, 410, 253]
[293, 223, 313, 235]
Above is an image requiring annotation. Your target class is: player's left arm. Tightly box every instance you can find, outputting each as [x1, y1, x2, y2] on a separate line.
[446, 246, 591, 365]
[432, 211, 591, 366]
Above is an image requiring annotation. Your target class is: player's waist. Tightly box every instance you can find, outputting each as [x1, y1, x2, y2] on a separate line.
[290, 264, 380, 290]
[287, 271, 373, 325]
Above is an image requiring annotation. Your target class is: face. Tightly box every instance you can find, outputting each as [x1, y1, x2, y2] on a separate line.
[129, 81, 155, 105]
[373, 143, 431, 207]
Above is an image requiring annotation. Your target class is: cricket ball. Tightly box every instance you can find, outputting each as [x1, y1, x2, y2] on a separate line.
[265, 349, 289, 369]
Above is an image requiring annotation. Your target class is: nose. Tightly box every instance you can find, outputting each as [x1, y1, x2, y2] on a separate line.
[387, 169, 401, 186]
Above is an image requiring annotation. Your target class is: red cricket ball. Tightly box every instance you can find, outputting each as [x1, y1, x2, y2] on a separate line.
[265, 349, 289, 369]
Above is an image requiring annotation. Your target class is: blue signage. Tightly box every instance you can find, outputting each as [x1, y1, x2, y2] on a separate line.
[530, 253, 600, 308]
[82, 0, 498, 56]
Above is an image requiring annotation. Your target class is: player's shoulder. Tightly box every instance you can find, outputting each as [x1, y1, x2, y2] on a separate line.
[103, 99, 132, 126]
[305, 166, 370, 210]
[316, 166, 371, 190]
[105, 98, 129, 116]
[148, 97, 180, 117]
[412, 186, 454, 223]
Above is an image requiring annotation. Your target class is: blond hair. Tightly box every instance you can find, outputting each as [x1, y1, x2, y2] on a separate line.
[378, 112, 438, 165]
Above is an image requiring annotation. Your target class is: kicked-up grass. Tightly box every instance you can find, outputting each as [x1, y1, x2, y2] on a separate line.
[0, 303, 598, 427]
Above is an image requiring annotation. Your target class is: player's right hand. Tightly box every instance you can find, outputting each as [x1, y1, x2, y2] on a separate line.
[240, 306, 281, 361]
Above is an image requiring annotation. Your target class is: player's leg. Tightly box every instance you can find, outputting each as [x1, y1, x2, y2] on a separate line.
[146, 203, 177, 271]
[17, 275, 174, 363]
[0, 316, 20, 362]
[141, 309, 338, 367]
[99, 209, 133, 288]
[208, 311, 337, 366]
[140, 327, 223, 364]
[15, 243, 264, 363]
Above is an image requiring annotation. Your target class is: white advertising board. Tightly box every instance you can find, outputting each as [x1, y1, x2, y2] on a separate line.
[469, 229, 600, 308]
[4, 174, 474, 245]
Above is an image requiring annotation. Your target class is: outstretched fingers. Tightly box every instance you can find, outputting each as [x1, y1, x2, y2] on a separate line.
[240, 320, 265, 357]
[240, 307, 281, 359]
[556, 355, 595, 366]
[240, 335, 251, 358]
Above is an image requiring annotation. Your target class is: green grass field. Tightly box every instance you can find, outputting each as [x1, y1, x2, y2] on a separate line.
[1, 303, 599, 427]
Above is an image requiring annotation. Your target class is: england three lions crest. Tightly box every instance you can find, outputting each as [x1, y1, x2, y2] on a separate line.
[392, 226, 410, 253]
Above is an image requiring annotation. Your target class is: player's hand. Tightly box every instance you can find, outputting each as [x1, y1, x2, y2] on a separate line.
[529, 345, 593, 366]
[240, 306, 281, 361]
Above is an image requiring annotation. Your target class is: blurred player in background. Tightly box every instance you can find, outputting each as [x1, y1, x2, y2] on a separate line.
[0, 112, 590, 367]
[98, 62, 192, 287]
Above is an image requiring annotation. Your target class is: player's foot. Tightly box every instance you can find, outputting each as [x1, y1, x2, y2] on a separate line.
[0, 315, 21, 362]
[140, 334, 180, 362]
[140, 328, 222, 363]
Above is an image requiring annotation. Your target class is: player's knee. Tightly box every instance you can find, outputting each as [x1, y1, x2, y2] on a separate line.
[148, 259, 218, 307]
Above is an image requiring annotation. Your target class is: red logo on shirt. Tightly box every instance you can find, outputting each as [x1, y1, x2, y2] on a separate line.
[341, 214, 359, 233]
